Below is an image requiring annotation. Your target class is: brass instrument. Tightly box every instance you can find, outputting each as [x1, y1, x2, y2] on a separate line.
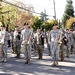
[24, 31, 32, 49]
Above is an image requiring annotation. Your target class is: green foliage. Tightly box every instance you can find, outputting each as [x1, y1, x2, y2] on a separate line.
[32, 16, 54, 31]
[66, 17, 75, 29]
[42, 22, 53, 31]
[32, 16, 42, 31]
[62, 0, 74, 27]
[40, 10, 48, 22]
[0, 2, 34, 31]
[0, 0, 3, 21]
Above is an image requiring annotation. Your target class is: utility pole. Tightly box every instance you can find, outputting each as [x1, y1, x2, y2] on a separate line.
[49, 0, 56, 20]
[53, 0, 56, 20]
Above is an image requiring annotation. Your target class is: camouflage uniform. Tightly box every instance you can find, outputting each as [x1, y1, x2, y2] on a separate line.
[10, 31, 14, 53]
[69, 31, 74, 54]
[59, 29, 66, 61]
[21, 29, 32, 63]
[0, 29, 8, 62]
[49, 29, 60, 65]
[72, 31, 75, 54]
[47, 30, 51, 56]
[13, 31, 21, 58]
[65, 31, 72, 57]
[35, 32, 44, 59]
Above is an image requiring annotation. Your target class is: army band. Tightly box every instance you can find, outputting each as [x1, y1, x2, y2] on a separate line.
[0, 22, 75, 66]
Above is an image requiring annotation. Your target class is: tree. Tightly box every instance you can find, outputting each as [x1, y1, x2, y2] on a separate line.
[0, 0, 2, 13]
[42, 22, 53, 31]
[1, 1, 34, 30]
[32, 15, 42, 31]
[40, 10, 48, 22]
[65, 17, 75, 29]
[62, 0, 74, 28]
[0, 0, 3, 21]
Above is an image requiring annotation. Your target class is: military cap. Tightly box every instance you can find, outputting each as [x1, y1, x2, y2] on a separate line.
[53, 23, 58, 26]
[1, 24, 5, 27]
[24, 22, 28, 26]
[15, 26, 19, 28]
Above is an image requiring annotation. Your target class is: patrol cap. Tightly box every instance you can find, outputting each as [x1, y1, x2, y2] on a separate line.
[1, 24, 5, 27]
[37, 27, 40, 29]
[66, 29, 69, 31]
[15, 26, 19, 28]
[53, 23, 58, 26]
[24, 22, 28, 26]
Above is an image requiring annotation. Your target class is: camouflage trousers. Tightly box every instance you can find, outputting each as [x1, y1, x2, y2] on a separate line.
[59, 44, 65, 61]
[14, 40, 21, 54]
[66, 43, 71, 57]
[0, 43, 8, 60]
[50, 42, 60, 63]
[24, 44, 31, 61]
[36, 44, 44, 59]
[73, 42, 75, 54]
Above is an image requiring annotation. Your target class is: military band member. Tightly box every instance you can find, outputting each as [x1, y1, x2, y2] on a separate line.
[49, 24, 61, 66]
[70, 29, 74, 54]
[47, 29, 51, 56]
[72, 29, 75, 54]
[13, 26, 21, 58]
[0, 25, 8, 62]
[34, 28, 44, 59]
[59, 29, 66, 61]
[10, 30, 14, 53]
[21, 23, 32, 64]
[65, 29, 72, 58]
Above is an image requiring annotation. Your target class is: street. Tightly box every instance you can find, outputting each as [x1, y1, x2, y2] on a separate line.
[0, 45, 75, 75]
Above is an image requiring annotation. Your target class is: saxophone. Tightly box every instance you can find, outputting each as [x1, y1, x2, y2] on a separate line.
[57, 30, 62, 44]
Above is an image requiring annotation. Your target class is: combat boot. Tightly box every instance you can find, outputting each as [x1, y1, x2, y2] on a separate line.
[17, 53, 20, 58]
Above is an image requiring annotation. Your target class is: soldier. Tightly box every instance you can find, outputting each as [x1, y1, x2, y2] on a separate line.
[69, 30, 74, 54]
[72, 29, 75, 54]
[47, 29, 51, 56]
[34, 28, 44, 59]
[21, 23, 32, 64]
[59, 29, 66, 61]
[28, 26, 34, 52]
[0, 25, 8, 62]
[10, 30, 14, 53]
[13, 26, 21, 58]
[49, 24, 61, 66]
[65, 29, 72, 58]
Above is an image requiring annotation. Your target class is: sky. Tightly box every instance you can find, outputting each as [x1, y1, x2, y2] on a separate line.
[6, 0, 75, 21]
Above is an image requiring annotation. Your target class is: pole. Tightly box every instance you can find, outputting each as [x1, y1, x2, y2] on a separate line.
[53, 0, 56, 20]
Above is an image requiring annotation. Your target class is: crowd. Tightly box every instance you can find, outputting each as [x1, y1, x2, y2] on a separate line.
[0, 23, 75, 66]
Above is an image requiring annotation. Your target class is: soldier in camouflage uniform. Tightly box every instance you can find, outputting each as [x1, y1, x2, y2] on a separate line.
[68, 30, 74, 54]
[34, 28, 44, 59]
[13, 26, 21, 58]
[21, 23, 32, 64]
[47, 29, 51, 56]
[72, 29, 75, 54]
[65, 29, 72, 58]
[59, 29, 66, 61]
[49, 24, 61, 66]
[0, 25, 8, 62]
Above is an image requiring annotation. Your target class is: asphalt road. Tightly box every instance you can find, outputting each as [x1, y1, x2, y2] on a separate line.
[0, 45, 75, 75]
